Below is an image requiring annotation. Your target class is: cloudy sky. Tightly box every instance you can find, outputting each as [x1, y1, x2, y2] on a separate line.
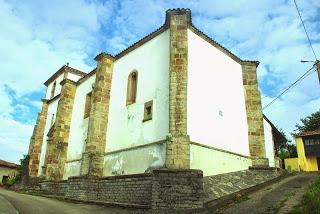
[0, 0, 319, 163]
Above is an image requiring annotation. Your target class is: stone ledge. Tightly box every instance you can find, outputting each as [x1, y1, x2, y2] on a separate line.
[68, 173, 153, 181]
[104, 140, 166, 156]
[153, 168, 203, 175]
[60, 78, 77, 86]
[40, 180, 67, 183]
[203, 171, 289, 211]
[249, 166, 277, 171]
[190, 141, 251, 159]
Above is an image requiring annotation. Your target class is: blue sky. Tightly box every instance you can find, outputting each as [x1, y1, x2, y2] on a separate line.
[0, 0, 319, 163]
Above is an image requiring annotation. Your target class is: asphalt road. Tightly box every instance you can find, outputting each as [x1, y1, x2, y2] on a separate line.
[0, 188, 147, 214]
[216, 173, 319, 214]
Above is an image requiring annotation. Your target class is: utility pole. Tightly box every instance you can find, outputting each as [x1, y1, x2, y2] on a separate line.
[316, 60, 320, 84]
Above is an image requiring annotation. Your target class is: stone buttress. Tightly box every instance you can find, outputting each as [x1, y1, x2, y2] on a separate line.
[80, 52, 114, 177]
[242, 62, 268, 166]
[165, 9, 191, 169]
[28, 99, 48, 177]
[44, 79, 76, 180]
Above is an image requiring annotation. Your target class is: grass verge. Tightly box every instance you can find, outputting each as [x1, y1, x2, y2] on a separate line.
[291, 176, 320, 214]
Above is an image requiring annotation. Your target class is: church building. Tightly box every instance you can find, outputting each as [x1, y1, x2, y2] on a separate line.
[28, 9, 281, 181]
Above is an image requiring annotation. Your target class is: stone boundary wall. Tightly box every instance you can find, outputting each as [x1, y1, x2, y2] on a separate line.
[152, 169, 203, 209]
[203, 169, 281, 202]
[39, 169, 203, 210]
[40, 180, 68, 196]
[67, 174, 152, 205]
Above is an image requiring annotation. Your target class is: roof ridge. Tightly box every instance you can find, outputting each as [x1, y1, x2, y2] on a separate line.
[189, 25, 259, 66]
[114, 24, 168, 60]
[44, 65, 87, 86]
[0, 159, 18, 168]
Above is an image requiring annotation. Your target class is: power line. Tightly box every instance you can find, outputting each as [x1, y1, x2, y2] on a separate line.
[262, 66, 316, 110]
[293, 0, 318, 60]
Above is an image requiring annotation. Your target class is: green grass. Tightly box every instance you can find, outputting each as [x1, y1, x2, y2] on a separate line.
[290, 177, 320, 214]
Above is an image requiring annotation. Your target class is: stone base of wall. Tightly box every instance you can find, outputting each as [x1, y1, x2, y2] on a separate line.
[203, 168, 283, 203]
[39, 169, 203, 210]
[251, 157, 269, 166]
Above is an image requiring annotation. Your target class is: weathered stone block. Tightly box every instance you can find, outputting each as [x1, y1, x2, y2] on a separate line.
[241, 62, 267, 166]
[80, 53, 114, 177]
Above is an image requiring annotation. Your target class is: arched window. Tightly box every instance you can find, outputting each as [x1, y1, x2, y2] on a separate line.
[84, 92, 92, 118]
[126, 71, 138, 105]
[50, 81, 56, 99]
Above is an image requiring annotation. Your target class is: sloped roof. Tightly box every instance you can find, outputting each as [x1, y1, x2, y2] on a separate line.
[296, 129, 320, 137]
[75, 8, 259, 85]
[0, 159, 18, 169]
[111, 8, 258, 65]
[44, 65, 87, 86]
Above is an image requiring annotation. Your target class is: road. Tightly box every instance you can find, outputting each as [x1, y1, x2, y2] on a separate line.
[216, 173, 319, 214]
[0, 188, 147, 214]
[0, 173, 318, 214]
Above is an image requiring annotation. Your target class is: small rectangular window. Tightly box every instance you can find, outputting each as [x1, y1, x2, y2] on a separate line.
[50, 81, 56, 99]
[50, 114, 55, 127]
[143, 100, 153, 122]
[84, 92, 92, 118]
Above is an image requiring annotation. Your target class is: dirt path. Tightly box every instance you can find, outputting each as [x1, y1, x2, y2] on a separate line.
[0, 188, 147, 214]
[216, 173, 319, 214]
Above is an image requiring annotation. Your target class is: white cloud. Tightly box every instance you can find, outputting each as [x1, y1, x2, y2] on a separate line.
[0, 116, 33, 163]
[0, 0, 113, 163]
[187, 0, 320, 142]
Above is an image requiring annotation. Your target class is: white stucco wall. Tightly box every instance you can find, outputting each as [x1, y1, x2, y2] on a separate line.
[45, 72, 83, 99]
[63, 30, 170, 178]
[187, 29, 250, 156]
[103, 143, 165, 176]
[64, 75, 95, 179]
[190, 143, 252, 176]
[38, 98, 59, 176]
[106, 29, 170, 152]
[263, 118, 275, 167]
[45, 74, 64, 99]
[67, 72, 83, 82]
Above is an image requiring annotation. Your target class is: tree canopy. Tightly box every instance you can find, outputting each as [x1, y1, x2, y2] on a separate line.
[293, 109, 320, 135]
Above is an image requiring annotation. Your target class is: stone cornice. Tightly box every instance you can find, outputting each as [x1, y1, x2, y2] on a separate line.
[165, 8, 192, 26]
[60, 78, 77, 86]
[94, 52, 114, 62]
[47, 94, 61, 104]
[41, 98, 49, 103]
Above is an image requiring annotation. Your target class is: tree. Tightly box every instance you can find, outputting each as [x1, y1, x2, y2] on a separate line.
[276, 129, 298, 159]
[293, 110, 320, 135]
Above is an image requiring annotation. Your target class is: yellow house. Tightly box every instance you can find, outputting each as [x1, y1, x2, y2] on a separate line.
[285, 129, 320, 171]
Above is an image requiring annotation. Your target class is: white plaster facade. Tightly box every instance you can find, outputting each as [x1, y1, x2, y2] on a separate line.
[187, 29, 250, 157]
[190, 143, 252, 176]
[35, 15, 282, 179]
[45, 74, 64, 99]
[38, 97, 59, 176]
[263, 118, 276, 167]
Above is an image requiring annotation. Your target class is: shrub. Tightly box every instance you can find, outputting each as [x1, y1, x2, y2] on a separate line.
[292, 177, 320, 214]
